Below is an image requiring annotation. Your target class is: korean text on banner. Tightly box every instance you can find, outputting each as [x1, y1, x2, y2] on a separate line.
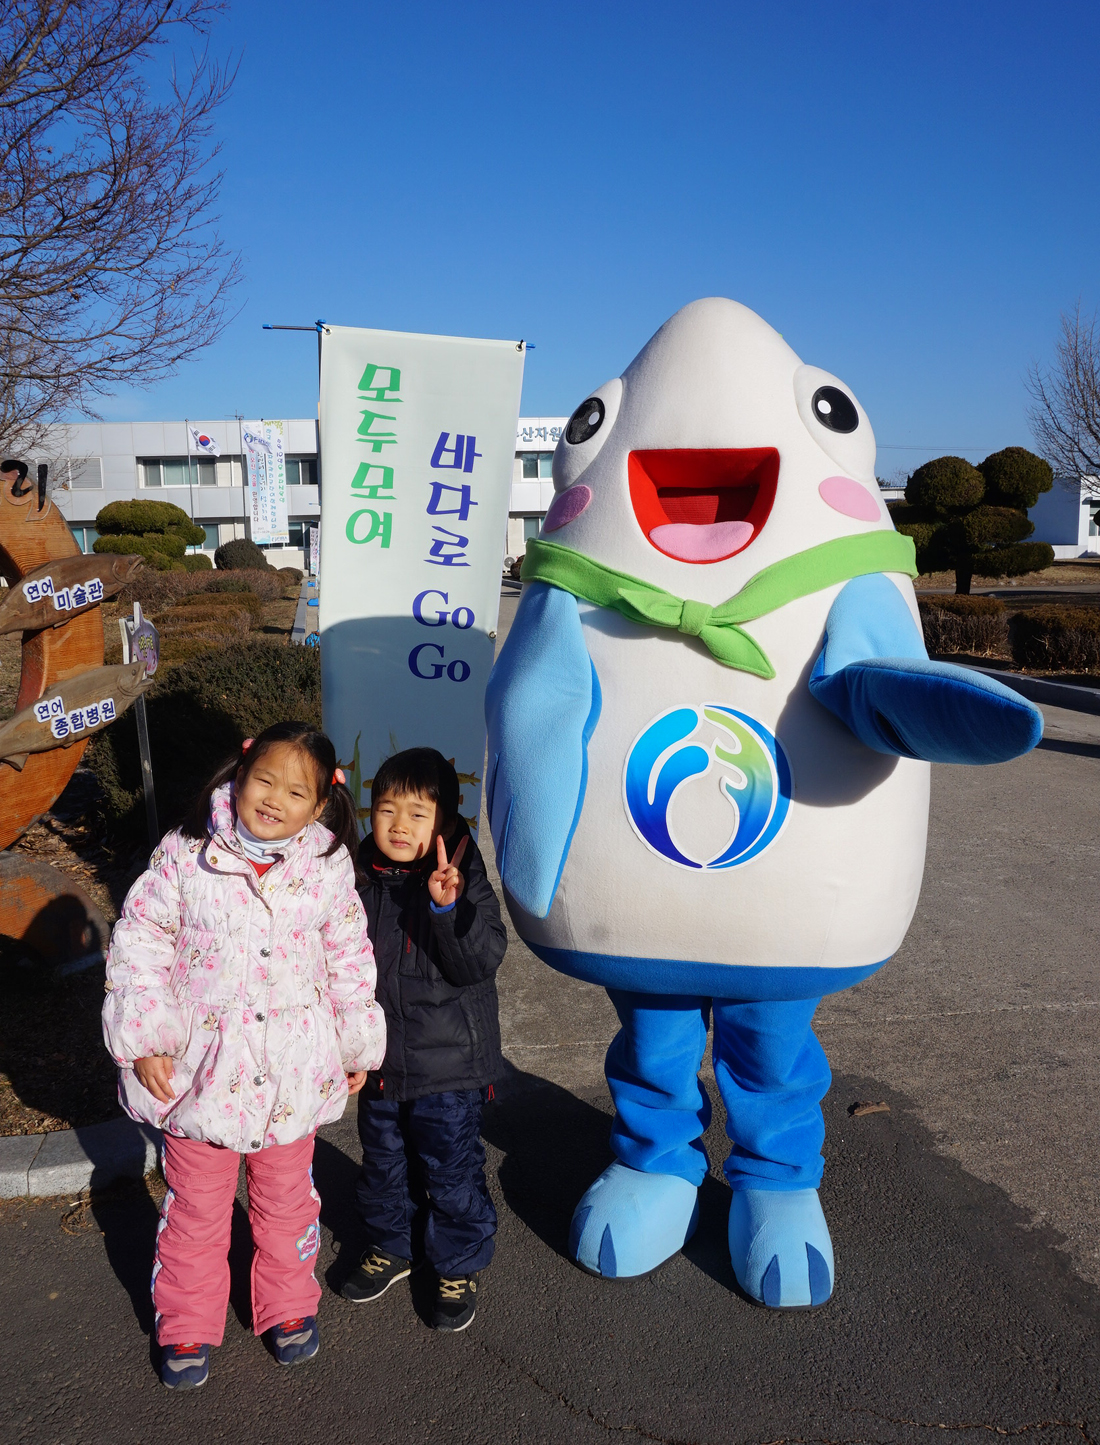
[242, 419, 290, 546]
[319, 325, 525, 836]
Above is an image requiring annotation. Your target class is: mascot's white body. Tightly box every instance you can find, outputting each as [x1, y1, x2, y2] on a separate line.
[486, 299, 1041, 1306]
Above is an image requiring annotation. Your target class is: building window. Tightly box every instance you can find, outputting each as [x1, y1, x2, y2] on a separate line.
[68, 525, 100, 552]
[141, 458, 217, 487]
[46, 459, 102, 489]
[520, 452, 539, 479]
[523, 516, 541, 542]
[538, 453, 553, 479]
[285, 457, 317, 487]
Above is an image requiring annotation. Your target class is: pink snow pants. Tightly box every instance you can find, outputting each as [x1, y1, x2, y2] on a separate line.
[152, 1133, 321, 1345]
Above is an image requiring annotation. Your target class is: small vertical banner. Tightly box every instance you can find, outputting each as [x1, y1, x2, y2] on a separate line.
[242, 419, 290, 546]
[119, 602, 161, 847]
[319, 326, 525, 834]
[308, 524, 320, 577]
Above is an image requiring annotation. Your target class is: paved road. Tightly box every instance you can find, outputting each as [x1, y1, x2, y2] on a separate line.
[2, 591, 1099, 1444]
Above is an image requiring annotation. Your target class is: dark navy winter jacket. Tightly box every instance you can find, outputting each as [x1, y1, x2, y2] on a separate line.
[355, 819, 507, 1101]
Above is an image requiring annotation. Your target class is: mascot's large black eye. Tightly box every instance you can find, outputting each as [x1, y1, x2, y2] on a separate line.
[810, 386, 859, 434]
[566, 397, 605, 444]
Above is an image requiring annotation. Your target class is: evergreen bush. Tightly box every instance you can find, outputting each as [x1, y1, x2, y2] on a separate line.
[1010, 606, 1100, 671]
[182, 553, 213, 572]
[88, 640, 322, 838]
[214, 537, 270, 571]
[889, 447, 1054, 594]
[277, 566, 304, 583]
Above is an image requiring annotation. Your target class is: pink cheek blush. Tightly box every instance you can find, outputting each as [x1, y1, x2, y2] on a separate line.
[818, 475, 881, 522]
[543, 484, 592, 532]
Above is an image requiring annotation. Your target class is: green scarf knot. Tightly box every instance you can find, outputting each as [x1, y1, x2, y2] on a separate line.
[676, 598, 713, 638]
[521, 529, 917, 679]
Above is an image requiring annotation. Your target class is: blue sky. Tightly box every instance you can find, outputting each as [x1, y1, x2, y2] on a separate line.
[105, 0, 1100, 481]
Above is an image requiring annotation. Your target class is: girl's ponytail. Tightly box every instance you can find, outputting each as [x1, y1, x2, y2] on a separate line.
[320, 780, 363, 876]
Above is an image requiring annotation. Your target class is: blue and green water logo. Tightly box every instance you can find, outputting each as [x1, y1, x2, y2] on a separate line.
[622, 705, 792, 870]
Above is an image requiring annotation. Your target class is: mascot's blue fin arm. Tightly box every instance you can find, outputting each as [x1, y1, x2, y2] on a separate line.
[808, 573, 1043, 765]
[485, 582, 601, 918]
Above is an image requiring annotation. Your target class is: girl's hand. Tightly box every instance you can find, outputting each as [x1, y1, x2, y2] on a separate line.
[134, 1055, 176, 1104]
[428, 834, 468, 908]
[346, 1071, 367, 1096]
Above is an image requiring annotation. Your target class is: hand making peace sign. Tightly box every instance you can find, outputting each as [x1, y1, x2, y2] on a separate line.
[428, 832, 469, 908]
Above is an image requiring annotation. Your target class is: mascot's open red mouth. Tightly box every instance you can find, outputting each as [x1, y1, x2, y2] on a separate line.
[628, 449, 779, 563]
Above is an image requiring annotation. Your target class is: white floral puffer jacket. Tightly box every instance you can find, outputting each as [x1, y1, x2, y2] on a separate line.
[102, 784, 385, 1152]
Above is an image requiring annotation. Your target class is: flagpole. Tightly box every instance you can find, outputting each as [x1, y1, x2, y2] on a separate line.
[236, 414, 247, 543]
[185, 418, 195, 524]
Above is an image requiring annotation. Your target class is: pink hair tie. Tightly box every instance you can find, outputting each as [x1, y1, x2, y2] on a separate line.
[242, 738, 254, 751]
[333, 767, 346, 786]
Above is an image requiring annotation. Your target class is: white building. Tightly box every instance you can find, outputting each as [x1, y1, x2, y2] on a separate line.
[1027, 477, 1100, 558]
[24, 415, 569, 571]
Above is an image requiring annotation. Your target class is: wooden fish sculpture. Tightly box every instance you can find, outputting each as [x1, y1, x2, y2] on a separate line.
[0, 659, 150, 770]
[0, 554, 143, 635]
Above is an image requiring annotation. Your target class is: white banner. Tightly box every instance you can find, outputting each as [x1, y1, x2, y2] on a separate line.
[308, 525, 319, 577]
[242, 419, 289, 546]
[319, 325, 525, 836]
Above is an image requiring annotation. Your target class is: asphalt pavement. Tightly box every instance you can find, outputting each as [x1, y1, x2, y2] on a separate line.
[1, 591, 1098, 1445]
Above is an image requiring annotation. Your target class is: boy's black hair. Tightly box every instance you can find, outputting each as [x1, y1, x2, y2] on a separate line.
[371, 747, 460, 823]
[182, 720, 361, 867]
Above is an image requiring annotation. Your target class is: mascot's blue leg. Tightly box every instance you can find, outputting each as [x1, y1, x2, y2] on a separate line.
[711, 997, 835, 1309]
[570, 990, 710, 1279]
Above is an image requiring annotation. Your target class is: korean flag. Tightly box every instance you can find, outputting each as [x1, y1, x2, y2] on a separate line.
[189, 428, 221, 457]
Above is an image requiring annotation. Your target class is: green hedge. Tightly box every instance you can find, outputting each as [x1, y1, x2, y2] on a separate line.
[1010, 606, 1100, 671]
[183, 553, 213, 572]
[88, 640, 322, 839]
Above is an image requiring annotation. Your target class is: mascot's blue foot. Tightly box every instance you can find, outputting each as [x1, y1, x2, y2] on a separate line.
[569, 1163, 700, 1278]
[728, 1189, 834, 1309]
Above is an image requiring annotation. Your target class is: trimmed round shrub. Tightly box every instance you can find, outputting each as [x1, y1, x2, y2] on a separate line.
[277, 566, 304, 583]
[960, 505, 1033, 549]
[1011, 605, 1100, 671]
[215, 537, 270, 571]
[905, 456, 985, 514]
[918, 595, 1008, 656]
[979, 447, 1054, 510]
[182, 553, 213, 573]
[94, 531, 186, 561]
[96, 499, 206, 550]
[971, 541, 1055, 578]
[88, 639, 322, 839]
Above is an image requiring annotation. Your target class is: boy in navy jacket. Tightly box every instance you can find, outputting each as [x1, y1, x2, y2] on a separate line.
[342, 748, 506, 1331]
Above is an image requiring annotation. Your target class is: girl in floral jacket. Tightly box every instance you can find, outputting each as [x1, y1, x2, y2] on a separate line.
[102, 721, 385, 1390]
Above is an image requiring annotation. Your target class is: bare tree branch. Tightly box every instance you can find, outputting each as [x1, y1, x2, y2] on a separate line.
[1026, 303, 1100, 500]
[0, 0, 240, 456]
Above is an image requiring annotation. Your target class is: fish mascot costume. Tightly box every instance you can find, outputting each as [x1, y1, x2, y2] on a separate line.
[485, 298, 1043, 1308]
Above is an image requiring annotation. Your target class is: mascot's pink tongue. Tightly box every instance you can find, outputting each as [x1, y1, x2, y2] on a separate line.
[649, 520, 754, 562]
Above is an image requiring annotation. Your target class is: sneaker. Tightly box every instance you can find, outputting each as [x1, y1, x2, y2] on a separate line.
[341, 1248, 415, 1303]
[270, 1316, 319, 1367]
[433, 1272, 479, 1332]
[159, 1341, 210, 1390]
